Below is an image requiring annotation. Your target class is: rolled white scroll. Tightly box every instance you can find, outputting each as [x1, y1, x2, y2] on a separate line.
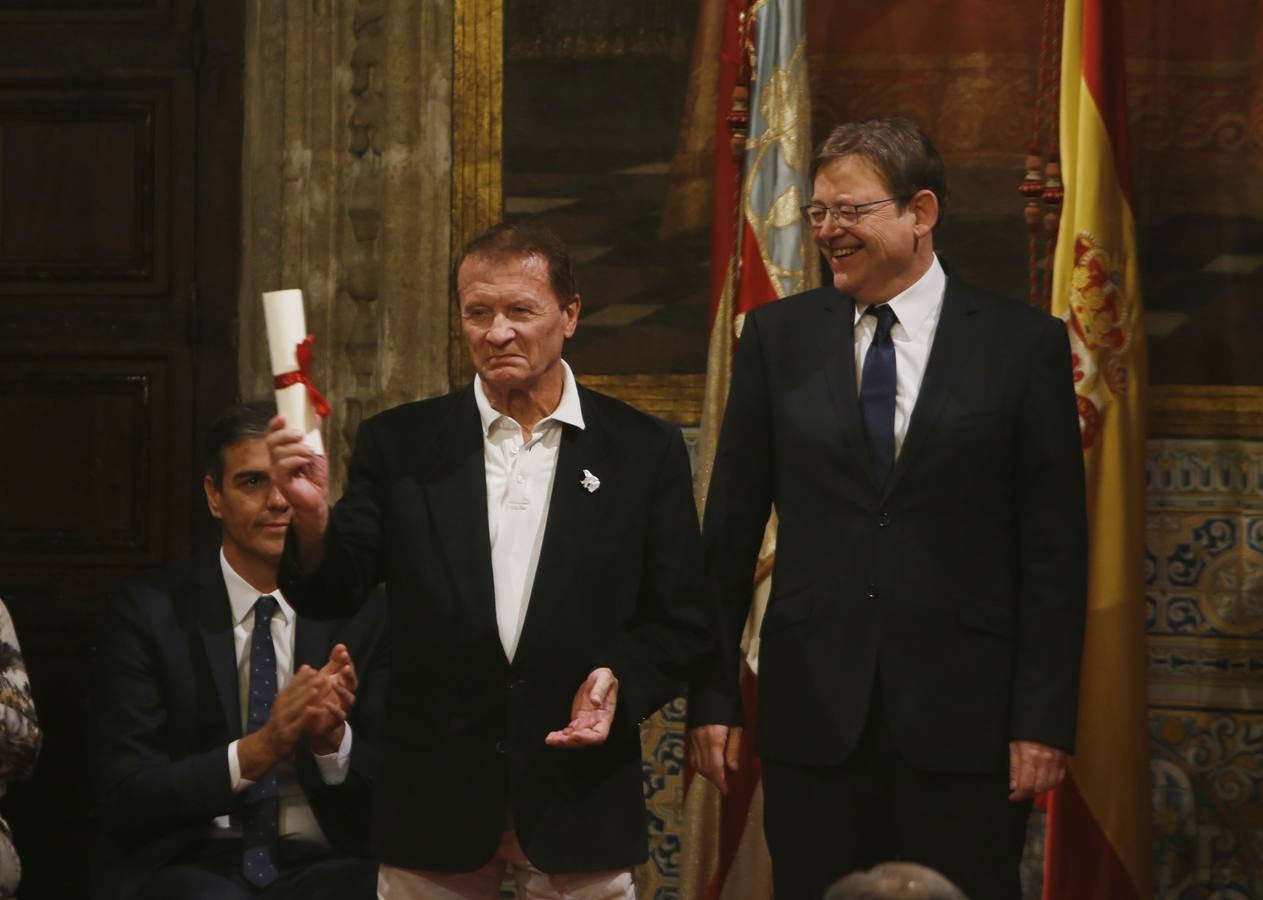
[262, 288, 327, 455]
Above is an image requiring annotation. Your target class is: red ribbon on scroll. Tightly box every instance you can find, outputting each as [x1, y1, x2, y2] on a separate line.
[272, 334, 332, 418]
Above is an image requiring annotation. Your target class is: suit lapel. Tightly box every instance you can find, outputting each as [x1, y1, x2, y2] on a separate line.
[884, 278, 977, 499]
[513, 386, 609, 664]
[424, 387, 499, 645]
[194, 549, 243, 739]
[820, 289, 882, 489]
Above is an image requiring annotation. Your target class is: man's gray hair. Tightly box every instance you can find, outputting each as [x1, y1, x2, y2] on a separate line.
[811, 116, 947, 225]
[823, 862, 969, 900]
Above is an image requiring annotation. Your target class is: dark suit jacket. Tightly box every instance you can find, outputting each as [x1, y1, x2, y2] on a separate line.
[91, 548, 388, 900]
[690, 274, 1088, 775]
[279, 382, 709, 874]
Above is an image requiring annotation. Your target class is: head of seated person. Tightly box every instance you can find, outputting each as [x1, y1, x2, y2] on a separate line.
[824, 862, 969, 900]
[203, 400, 286, 592]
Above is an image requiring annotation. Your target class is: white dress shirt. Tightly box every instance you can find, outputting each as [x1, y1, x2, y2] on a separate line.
[218, 550, 351, 844]
[474, 361, 585, 661]
[853, 254, 947, 457]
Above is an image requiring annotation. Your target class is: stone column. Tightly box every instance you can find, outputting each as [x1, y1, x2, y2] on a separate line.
[240, 0, 477, 497]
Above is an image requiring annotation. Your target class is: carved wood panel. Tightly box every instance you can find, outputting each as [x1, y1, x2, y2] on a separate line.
[0, 357, 170, 561]
[0, 84, 171, 291]
[0, 1, 240, 896]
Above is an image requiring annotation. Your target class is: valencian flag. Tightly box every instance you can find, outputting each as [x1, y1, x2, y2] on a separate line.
[1043, 0, 1152, 897]
[681, 0, 814, 897]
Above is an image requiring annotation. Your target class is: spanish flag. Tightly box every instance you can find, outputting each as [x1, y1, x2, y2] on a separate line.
[1044, 0, 1152, 897]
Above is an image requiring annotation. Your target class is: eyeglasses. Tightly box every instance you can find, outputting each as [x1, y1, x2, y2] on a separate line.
[800, 197, 901, 228]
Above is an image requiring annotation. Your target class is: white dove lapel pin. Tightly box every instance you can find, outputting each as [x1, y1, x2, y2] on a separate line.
[580, 469, 601, 493]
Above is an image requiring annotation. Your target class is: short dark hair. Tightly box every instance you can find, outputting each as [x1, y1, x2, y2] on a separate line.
[811, 117, 947, 225]
[204, 401, 277, 487]
[453, 220, 579, 308]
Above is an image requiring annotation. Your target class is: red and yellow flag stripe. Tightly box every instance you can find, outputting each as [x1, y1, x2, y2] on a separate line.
[1044, 0, 1152, 897]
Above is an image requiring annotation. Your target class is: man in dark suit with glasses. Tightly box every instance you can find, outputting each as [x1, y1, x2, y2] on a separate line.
[688, 117, 1087, 900]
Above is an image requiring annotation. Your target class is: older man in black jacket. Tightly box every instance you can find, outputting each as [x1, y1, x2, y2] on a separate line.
[268, 222, 709, 899]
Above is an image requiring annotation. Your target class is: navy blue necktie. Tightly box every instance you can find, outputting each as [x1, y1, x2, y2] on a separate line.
[860, 304, 898, 483]
[242, 595, 280, 887]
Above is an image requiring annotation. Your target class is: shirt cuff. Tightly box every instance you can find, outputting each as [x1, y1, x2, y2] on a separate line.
[228, 739, 253, 793]
[313, 722, 353, 786]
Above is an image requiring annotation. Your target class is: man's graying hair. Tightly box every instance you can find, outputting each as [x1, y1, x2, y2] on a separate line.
[204, 401, 277, 488]
[812, 116, 947, 225]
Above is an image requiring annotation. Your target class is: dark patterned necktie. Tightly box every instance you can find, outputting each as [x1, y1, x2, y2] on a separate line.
[242, 595, 280, 887]
[860, 304, 898, 483]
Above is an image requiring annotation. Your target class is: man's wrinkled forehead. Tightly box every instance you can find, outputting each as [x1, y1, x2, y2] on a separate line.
[812, 154, 890, 199]
[459, 250, 570, 308]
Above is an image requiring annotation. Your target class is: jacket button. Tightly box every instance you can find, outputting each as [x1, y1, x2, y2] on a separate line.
[866, 585, 879, 601]
[508, 678, 526, 690]
[495, 740, 507, 754]
[878, 512, 891, 527]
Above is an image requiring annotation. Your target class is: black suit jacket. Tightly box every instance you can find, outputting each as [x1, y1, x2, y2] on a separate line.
[690, 274, 1087, 774]
[280, 382, 709, 875]
[91, 548, 388, 900]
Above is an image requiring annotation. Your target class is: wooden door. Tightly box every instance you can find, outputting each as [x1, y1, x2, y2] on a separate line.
[0, 1, 242, 895]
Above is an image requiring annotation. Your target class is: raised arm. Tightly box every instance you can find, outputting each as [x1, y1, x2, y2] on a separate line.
[266, 415, 330, 573]
[273, 416, 392, 618]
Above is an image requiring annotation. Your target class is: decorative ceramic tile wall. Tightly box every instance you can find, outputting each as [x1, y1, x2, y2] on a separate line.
[1146, 439, 1263, 899]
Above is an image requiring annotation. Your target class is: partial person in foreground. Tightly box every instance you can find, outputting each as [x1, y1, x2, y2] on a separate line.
[268, 221, 710, 899]
[687, 116, 1087, 900]
[0, 597, 41, 899]
[92, 402, 386, 900]
[825, 862, 969, 900]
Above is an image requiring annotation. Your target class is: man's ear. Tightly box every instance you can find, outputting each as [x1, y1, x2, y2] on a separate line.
[563, 295, 581, 338]
[204, 474, 224, 520]
[910, 189, 940, 237]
